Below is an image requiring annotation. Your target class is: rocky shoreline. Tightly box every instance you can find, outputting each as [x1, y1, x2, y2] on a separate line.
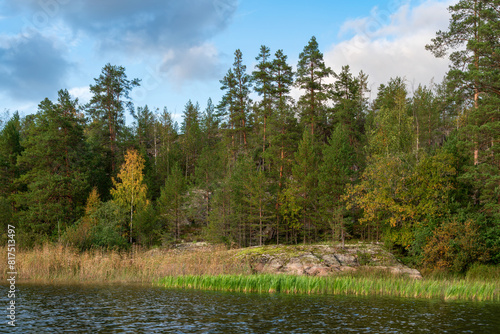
[235, 243, 422, 279]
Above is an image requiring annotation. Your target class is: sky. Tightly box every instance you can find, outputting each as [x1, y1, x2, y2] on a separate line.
[0, 0, 453, 124]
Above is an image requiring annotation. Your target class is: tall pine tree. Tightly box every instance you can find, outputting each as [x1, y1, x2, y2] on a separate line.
[296, 36, 333, 140]
[15, 90, 88, 244]
[87, 64, 140, 174]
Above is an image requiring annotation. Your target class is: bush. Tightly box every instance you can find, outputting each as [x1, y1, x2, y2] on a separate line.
[422, 218, 489, 273]
[62, 220, 93, 251]
[63, 201, 128, 251]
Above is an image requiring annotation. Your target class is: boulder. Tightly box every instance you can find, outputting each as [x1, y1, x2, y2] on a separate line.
[238, 243, 421, 279]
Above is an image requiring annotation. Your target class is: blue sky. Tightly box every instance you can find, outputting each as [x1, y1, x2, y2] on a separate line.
[0, 0, 452, 124]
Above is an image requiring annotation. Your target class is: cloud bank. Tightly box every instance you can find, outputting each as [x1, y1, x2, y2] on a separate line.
[0, 31, 71, 100]
[325, 0, 453, 96]
[1, 0, 237, 102]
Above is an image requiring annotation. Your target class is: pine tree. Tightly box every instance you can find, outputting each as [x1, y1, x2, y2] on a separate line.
[272, 49, 295, 109]
[14, 90, 88, 243]
[0, 112, 23, 241]
[262, 49, 297, 243]
[427, 0, 500, 218]
[0, 111, 22, 197]
[87, 64, 140, 173]
[332, 66, 367, 134]
[219, 50, 252, 152]
[252, 45, 274, 164]
[295, 36, 333, 139]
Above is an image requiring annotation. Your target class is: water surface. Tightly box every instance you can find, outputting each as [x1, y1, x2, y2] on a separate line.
[1, 283, 499, 333]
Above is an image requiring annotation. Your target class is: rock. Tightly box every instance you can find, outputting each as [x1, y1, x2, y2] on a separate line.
[284, 258, 305, 275]
[305, 266, 332, 276]
[339, 266, 357, 272]
[334, 254, 357, 266]
[321, 254, 342, 267]
[400, 268, 423, 279]
[266, 258, 284, 271]
[299, 254, 322, 266]
[238, 243, 422, 279]
[253, 262, 265, 272]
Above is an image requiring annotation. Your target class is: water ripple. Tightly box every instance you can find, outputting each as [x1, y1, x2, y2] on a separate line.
[0, 283, 498, 333]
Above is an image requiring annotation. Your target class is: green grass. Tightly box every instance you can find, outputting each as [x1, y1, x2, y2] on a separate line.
[156, 274, 500, 302]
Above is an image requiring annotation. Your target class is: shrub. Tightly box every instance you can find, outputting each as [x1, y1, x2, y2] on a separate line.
[422, 218, 489, 273]
[63, 201, 128, 251]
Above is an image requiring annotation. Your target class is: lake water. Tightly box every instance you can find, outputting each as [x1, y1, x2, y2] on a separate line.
[1, 283, 499, 333]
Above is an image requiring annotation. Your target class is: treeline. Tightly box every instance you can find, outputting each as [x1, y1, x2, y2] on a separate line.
[1, 1, 499, 272]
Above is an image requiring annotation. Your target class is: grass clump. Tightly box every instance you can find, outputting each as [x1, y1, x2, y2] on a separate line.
[157, 274, 500, 302]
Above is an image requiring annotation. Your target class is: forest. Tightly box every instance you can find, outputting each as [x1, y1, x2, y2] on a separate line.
[0, 1, 498, 274]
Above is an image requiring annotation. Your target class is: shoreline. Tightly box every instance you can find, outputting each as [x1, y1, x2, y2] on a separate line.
[1, 243, 499, 301]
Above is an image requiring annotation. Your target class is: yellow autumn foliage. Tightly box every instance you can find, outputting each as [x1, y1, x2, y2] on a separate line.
[111, 148, 149, 213]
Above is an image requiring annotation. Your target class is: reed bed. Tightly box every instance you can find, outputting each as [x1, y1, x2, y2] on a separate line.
[157, 274, 500, 302]
[0, 244, 251, 283]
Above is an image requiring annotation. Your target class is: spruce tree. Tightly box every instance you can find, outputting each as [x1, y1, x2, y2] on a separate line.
[368, 78, 414, 156]
[158, 165, 186, 243]
[200, 98, 219, 148]
[291, 128, 318, 243]
[181, 100, 202, 180]
[331, 65, 367, 169]
[134, 105, 156, 157]
[244, 166, 272, 246]
[318, 124, 357, 245]
[157, 107, 179, 184]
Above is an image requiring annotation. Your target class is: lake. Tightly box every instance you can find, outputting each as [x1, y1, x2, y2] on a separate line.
[1, 283, 499, 333]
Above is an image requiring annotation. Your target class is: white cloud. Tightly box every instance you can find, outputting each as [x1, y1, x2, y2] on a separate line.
[68, 86, 92, 104]
[326, 0, 453, 96]
[160, 43, 223, 84]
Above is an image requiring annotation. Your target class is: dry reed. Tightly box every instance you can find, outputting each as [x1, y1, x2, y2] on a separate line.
[0, 243, 252, 283]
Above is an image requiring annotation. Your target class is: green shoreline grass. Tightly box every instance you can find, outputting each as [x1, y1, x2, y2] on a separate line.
[2, 243, 499, 302]
[156, 274, 500, 302]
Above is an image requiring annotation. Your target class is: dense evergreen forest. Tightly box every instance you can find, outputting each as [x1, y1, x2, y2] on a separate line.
[1, 1, 498, 273]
